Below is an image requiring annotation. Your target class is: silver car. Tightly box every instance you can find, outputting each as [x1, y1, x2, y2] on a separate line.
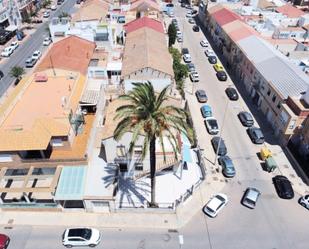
[241, 187, 261, 209]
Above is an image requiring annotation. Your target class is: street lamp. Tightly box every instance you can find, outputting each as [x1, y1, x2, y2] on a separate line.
[214, 99, 229, 166]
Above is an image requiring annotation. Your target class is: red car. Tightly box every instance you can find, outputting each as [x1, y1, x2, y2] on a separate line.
[0, 234, 10, 249]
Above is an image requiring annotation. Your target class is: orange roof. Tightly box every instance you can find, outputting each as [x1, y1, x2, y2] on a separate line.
[36, 36, 95, 75]
[130, 0, 160, 12]
[0, 69, 86, 151]
[276, 4, 305, 18]
[71, 0, 109, 22]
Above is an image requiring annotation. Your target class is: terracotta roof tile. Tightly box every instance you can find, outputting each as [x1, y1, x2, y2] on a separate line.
[71, 0, 109, 22]
[130, 0, 160, 12]
[124, 16, 164, 34]
[121, 27, 173, 78]
[276, 4, 305, 18]
[212, 7, 241, 26]
[36, 36, 95, 75]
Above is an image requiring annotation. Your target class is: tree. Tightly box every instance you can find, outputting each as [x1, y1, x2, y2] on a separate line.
[58, 12, 70, 19]
[168, 23, 177, 47]
[10, 66, 25, 80]
[113, 82, 192, 207]
[41, 0, 51, 8]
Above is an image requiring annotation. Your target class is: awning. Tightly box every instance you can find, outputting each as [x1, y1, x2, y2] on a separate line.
[5, 25, 17, 32]
[107, 62, 122, 71]
[80, 90, 99, 105]
[54, 166, 87, 200]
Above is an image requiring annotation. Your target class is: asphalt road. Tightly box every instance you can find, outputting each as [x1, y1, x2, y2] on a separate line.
[0, 3, 308, 249]
[175, 4, 309, 249]
[0, 0, 77, 96]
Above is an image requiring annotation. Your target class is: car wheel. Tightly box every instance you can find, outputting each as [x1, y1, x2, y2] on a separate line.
[89, 244, 96, 248]
[65, 245, 73, 248]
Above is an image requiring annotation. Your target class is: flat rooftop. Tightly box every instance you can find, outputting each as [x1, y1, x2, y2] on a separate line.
[0, 69, 86, 151]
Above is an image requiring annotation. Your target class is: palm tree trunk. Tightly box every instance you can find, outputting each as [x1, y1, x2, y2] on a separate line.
[149, 136, 158, 207]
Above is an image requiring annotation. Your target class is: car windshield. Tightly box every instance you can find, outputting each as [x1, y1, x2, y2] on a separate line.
[81, 229, 92, 240]
[206, 206, 214, 213]
[244, 198, 255, 206]
[254, 129, 264, 138]
[244, 113, 253, 121]
[215, 195, 225, 202]
[208, 120, 218, 128]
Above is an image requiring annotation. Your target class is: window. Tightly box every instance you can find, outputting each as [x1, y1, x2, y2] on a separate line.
[272, 94, 276, 102]
[277, 103, 281, 109]
[267, 88, 271, 96]
[135, 163, 143, 171]
[289, 120, 296, 130]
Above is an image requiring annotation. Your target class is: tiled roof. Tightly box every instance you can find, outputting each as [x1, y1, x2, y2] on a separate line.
[124, 16, 164, 34]
[212, 7, 241, 26]
[36, 36, 95, 75]
[130, 0, 160, 12]
[238, 36, 309, 99]
[121, 27, 173, 78]
[222, 20, 258, 42]
[276, 4, 305, 18]
[71, 0, 109, 22]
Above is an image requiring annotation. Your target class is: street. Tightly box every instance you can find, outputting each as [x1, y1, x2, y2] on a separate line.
[0, 2, 308, 249]
[0, 0, 77, 96]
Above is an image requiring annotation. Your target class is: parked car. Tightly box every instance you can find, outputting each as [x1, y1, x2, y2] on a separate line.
[0, 234, 10, 249]
[247, 127, 265, 144]
[169, 11, 175, 18]
[203, 193, 228, 218]
[225, 87, 239, 100]
[182, 48, 189, 55]
[188, 18, 195, 24]
[25, 57, 37, 67]
[186, 13, 193, 18]
[204, 49, 215, 57]
[0, 70, 4, 80]
[195, 90, 208, 103]
[238, 111, 254, 127]
[189, 71, 199, 82]
[187, 63, 195, 72]
[9, 41, 19, 51]
[272, 175, 294, 199]
[177, 36, 183, 43]
[218, 156, 236, 177]
[241, 187, 261, 209]
[176, 31, 182, 38]
[185, 4, 192, 9]
[200, 105, 212, 118]
[211, 136, 227, 156]
[205, 117, 219, 135]
[1, 46, 14, 57]
[181, 2, 186, 7]
[183, 54, 192, 63]
[216, 71, 227, 81]
[32, 50, 42, 60]
[43, 37, 52, 46]
[299, 195, 309, 210]
[62, 228, 101, 248]
[208, 55, 217, 64]
[43, 11, 50, 18]
[32, 18, 43, 23]
[192, 10, 198, 15]
[200, 39, 209, 47]
[51, 5, 57, 10]
[192, 25, 200, 32]
[213, 63, 224, 72]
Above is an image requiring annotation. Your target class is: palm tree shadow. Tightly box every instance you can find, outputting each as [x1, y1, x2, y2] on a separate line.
[118, 176, 151, 208]
[102, 163, 119, 188]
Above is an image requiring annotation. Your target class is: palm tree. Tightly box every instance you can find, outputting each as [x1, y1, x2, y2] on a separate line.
[113, 82, 192, 207]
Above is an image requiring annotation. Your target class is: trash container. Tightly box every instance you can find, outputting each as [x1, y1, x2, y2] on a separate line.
[260, 147, 272, 161]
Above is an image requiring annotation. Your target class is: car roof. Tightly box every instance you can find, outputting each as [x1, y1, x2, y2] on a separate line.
[201, 105, 211, 110]
[241, 111, 253, 119]
[245, 188, 260, 200]
[197, 89, 206, 94]
[208, 195, 224, 210]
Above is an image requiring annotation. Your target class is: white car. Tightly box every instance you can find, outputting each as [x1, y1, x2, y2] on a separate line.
[205, 49, 215, 57]
[186, 13, 193, 18]
[43, 37, 52, 46]
[9, 41, 19, 51]
[169, 11, 175, 18]
[51, 5, 57, 10]
[203, 193, 228, 218]
[176, 30, 182, 38]
[205, 117, 219, 135]
[189, 71, 199, 82]
[62, 228, 101, 248]
[183, 54, 192, 63]
[299, 195, 309, 210]
[32, 50, 42, 60]
[43, 11, 50, 18]
[200, 39, 209, 47]
[1, 46, 14, 57]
